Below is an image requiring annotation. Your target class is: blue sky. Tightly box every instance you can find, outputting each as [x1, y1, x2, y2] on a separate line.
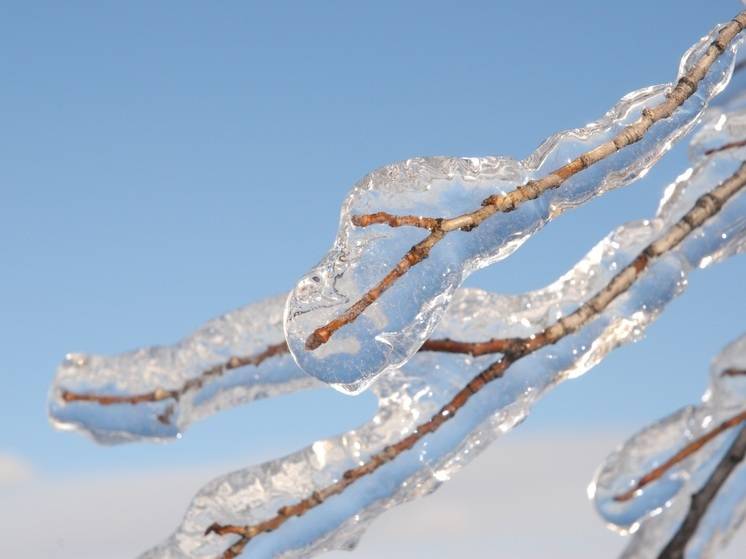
[1, 0, 745, 490]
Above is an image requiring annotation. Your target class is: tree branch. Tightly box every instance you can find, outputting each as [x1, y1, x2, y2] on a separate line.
[657, 425, 746, 559]
[614, 408, 746, 502]
[206, 159, 746, 558]
[304, 12, 746, 351]
[56, 337, 514, 421]
[59, 342, 289, 407]
[704, 138, 746, 156]
[417, 336, 520, 357]
[351, 212, 442, 230]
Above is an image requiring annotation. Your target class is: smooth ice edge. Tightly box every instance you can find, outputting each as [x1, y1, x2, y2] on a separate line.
[284, 22, 744, 394]
[592, 334, 746, 559]
[141, 110, 746, 558]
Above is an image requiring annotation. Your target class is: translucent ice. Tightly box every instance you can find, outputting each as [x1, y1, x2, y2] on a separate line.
[48, 294, 316, 444]
[48, 110, 746, 446]
[285, 21, 745, 393]
[140, 108, 746, 557]
[591, 334, 746, 559]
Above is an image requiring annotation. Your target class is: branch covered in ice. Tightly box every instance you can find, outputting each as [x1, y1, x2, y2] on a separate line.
[141, 101, 746, 558]
[284, 12, 746, 394]
[48, 295, 316, 444]
[591, 334, 746, 559]
[48, 300, 498, 444]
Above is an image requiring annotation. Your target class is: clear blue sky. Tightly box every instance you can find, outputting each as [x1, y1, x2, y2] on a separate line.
[1, 0, 745, 481]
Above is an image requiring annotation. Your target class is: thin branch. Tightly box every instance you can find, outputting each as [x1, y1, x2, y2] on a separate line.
[59, 342, 289, 407]
[722, 367, 746, 377]
[614, 409, 746, 502]
[304, 12, 746, 351]
[206, 160, 746, 558]
[703, 138, 746, 155]
[657, 425, 746, 559]
[56, 338, 507, 418]
[351, 212, 442, 230]
[417, 336, 520, 357]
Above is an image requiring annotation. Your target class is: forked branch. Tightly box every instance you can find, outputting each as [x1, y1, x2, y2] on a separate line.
[57, 337, 514, 417]
[304, 12, 746, 351]
[206, 159, 746, 558]
[658, 426, 746, 559]
[613, 408, 746, 502]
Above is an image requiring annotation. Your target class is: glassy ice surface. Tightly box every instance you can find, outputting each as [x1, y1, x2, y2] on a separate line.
[591, 334, 746, 559]
[49, 294, 316, 444]
[139, 106, 746, 557]
[285, 24, 744, 394]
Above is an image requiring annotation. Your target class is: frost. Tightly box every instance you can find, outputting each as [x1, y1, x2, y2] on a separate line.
[135, 103, 746, 557]
[591, 334, 746, 559]
[284, 22, 744, 394]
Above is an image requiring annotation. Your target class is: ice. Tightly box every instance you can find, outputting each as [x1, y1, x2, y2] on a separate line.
[48, 294, 316, 444]
[589, 87, 746, 559]
[138, 102, 746, 557]
[284, 21, 745, 394]
[591, 334, 746, 559]
[46, 15, 746, 558]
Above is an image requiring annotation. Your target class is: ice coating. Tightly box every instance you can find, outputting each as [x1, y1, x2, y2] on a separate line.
[284, 20, 744, 394]
[141, 113, 746, 557]
[47, 125, 746, 448]
[48, 294, 316, 444]
[591, 334, 746, 559]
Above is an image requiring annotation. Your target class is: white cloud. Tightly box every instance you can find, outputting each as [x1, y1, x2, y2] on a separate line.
[0, 452, 33, 487]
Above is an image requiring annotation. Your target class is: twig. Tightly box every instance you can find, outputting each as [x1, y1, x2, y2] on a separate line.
[57, 338, 508, 419]
[206, 160, 746, 557]
[59, 342, 289, 407]
[417, 336, 520, 357]
[304, 12, 746, 351]
[614, 408, 746, 502]
[722, 367, 746, 377]
[657, 425, 746, 559]
[703, 138, 746, 155]
[351, 212, 442, 230]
